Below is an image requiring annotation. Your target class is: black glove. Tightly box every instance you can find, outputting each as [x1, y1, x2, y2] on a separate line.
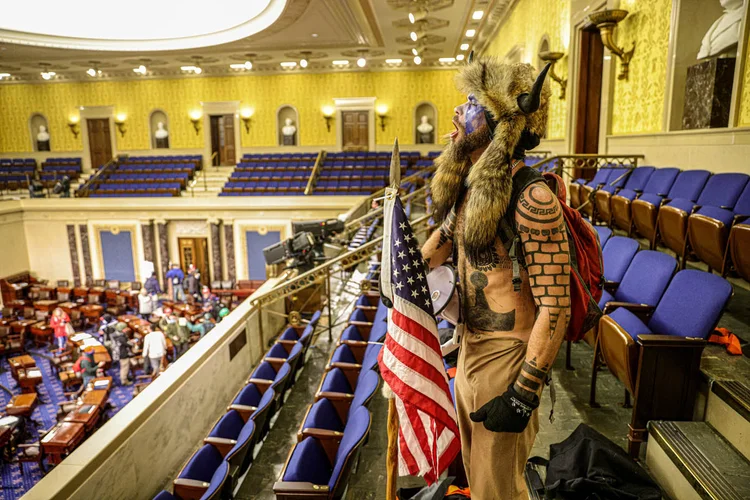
[469, 384, 539, 433]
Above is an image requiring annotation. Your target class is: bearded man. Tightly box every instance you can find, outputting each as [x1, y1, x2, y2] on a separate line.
[421, 57, 571, 499]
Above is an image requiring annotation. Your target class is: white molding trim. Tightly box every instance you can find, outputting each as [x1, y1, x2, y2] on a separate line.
[333, 97, 376, 151]
[79, 105, 116, 173]
[200, 101, 241, 168]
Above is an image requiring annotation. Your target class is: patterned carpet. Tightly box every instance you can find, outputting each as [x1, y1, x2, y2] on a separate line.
[0, 333, 135, 499]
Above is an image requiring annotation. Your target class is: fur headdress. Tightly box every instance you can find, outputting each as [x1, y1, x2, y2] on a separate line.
[432, 57, 551, 264]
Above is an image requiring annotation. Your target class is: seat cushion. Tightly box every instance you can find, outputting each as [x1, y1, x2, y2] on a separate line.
[321, 368, 352, 394]
[234, 384, 262, 406]
[351, 370, 380, 410]
[694, 205, 735, 227]
[665, 198, 696, 214]
[637, 193, 664, 207]
[283, 437, 332, 484]
[305, 398, 344, 431]
[615, 188, 638, 201]
[340, 325, 363, 342]
[598, 289, 615, 310]
[180, 444, 223, 483]
[608, 308, 653, 341]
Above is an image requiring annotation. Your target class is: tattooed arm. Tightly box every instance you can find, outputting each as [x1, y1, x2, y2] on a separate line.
[420, 207, 457, 270]
[513, 184, 571, 400]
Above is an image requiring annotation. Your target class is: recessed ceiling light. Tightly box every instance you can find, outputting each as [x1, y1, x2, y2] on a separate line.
[385, 58, 403, 64]
[311, 33, 319, 37]
[357, 57, 366, 68]
[280, 61, 297, 68]
[332, 60, 349, 66]
[86, 68, 96, 77]
[456, 54, 465, 61]
[410, 31, 418, 42]
[409, 9, 427, 24]
[133, 65, 147, 75]
[40, 71, 55, 80]
[460, 43, 470, 51]
[411, 48, 419, 56]
[194, 67, 202, 74]
[230, 61, 253, 70]
[472, 10, 484, 20]
[413, 55, 422, 65]
[300, 58, 308, 68]
[0, 73, 11, 79]
[181, 65, 202, 74]
[466, 29, 476, 37]
[439, 57, 456, 63]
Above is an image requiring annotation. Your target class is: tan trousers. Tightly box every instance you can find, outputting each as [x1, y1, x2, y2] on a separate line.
[455, 333, 539, 500]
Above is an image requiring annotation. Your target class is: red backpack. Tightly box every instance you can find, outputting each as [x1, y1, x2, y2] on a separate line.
[72, 356, 84, 374]
[502, 167, 604, 342]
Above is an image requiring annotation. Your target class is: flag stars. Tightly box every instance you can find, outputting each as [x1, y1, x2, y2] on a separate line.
[411, 290, 419, 298]
[421, 286, 427, 294]
[408, 247, 416, 256]
[407, 276, 414, 285]
[425, 299, 432, 308]
[393, 268, 400, 277]
[416, 273, 423, 281]
[402, 263, 410, 272]
[404, 234, 413, 242]
[399, 222, 407, 230]
[395, 281, 403, 291]
[398, 251, 406, 260]
[394, 239, 402, 247]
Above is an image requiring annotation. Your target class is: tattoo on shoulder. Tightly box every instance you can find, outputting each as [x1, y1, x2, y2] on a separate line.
[436, 208, 457, 250]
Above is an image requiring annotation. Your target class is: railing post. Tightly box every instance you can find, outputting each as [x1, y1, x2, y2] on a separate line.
[257, 303, 264, 359]
[326, 267, 333, 342]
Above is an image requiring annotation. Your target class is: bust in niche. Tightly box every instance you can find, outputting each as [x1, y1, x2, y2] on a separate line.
[36, 125, 50, 151]
[282, 117, 297, 146]
[417, 115, 434, 144]
[697, 0, 744, 60]
[154, 122, 169, 149]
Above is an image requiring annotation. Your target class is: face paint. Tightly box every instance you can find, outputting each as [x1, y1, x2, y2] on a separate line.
[463, 94, 488, 135]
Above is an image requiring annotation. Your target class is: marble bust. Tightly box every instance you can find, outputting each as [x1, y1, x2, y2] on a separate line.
[282, 117, 297, 146]
[417, 115, 434, 144]
[697, 0, 744, 59]
[154, 122, 169, 148]
[36, 125, 50, 151]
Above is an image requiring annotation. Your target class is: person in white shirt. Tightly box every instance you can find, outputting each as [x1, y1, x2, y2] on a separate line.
[138, 288, 156, 319]
[141, 326, 167, 375]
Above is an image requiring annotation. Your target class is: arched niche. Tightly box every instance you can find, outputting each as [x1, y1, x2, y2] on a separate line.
[414, 101, 437, 144]
[277, 105, 299, 146]
[537, 35, 550, 70]
[149, 109, 170, 149]
[504, 45, 525, 65]
[29, 113, 50, 151]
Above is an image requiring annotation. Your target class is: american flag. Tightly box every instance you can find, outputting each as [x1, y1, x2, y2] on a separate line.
[377, 191, 461, 485]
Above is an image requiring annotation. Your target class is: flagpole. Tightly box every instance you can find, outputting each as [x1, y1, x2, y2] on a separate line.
[385, 138, 401, 500]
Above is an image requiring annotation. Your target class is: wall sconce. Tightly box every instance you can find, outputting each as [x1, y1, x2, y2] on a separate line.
[322, 106, 335, 132]
[189, 109, 203, 135]
[240, 107, 254, 134]
[115, 113, 127, 137]
[68, 115, 80, 138]
[376, 105, 388, 131]
[538, 51, 567, 100]
[587, 9, 635, 81]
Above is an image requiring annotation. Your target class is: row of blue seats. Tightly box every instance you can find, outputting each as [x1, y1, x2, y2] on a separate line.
[272, 296, 384, 496]
[43, 164, 82, 172]
[124, 155, 201, 161]
[119, 164, 196, 170]
[327, 151, 421, 158]
[225, 181, 307, 189]
[219, 192, 306, 197]
[348, 218, 381, 251]
[96, 182, 181, 190]
[90, 192, 175, 198]
[319, 171, 388, 179]
[318, 180, 385, 188]
[236, 162, 314, 169]
[314, 190, 376, 196]
[43, 157, 81, 164]
[0, 174, 31, 181]
[108, 173, 189, 180]
[231, 171, 309, 179]
[0, 158, 35, 166]
[242, 153, 318, 160]
[0, 166, 35, 172]
[154, 312, 323, 500]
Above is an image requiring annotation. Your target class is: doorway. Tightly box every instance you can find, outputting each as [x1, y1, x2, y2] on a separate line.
[209, 115, 236, 166]
[574, 26, 605, 178]
[178, 237, 210, 283]
[342, 111, 369, 151]
[87, 118, 113, 169]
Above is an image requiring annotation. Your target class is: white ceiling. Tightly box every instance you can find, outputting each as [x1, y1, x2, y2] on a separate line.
[0, 0, 501, 83]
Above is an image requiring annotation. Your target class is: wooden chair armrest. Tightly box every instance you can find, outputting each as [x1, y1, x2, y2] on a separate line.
[316, 391, 354, 400]
[276, 339, 299, 350]
[355, 305, 377, 311]
[246, 378, 272, 393]
[338, 340, 368, 348]
[328, 362, 362, 371]
[227, 403, 257, 413]
[203, 436, 237, 457]
[347, 320, 373, 328]
[299, 428, 343, 440]
[602, 281, 619, 293]
[273, 481, 329, 496]
[264, 357, 287, 371]
[636, 335, 707, 347]
[173, 478, 210, 499]
[602, 302, 655, 315]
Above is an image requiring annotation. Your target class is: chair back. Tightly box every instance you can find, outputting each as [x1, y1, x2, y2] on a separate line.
[250, 388, 276, 439]
[321, 368, 353, 394]
[667, 170, 710, 201]
[331, 344, 356, 364]
[615, 251, 677, 306]
[602, 236, 640, 283]
[234, 383, 262, 406]
[180, 444, 224, 483]
[622, 166, 654, 192]
[329, 406, 371, 494]
[732, 181, 750, 216]
[351, 370, 380, 411]
[593, 226, 613, 248]
[209, 409, 245, 440]
[648, 270, 733, 339]
[252, 361, 276, 381]
[201, 460, 230, 500]
[305, 398, 344, 431]
[695, 173, 749, 210]
[643, 167, 680, 196]
[282, 437, 332, 484]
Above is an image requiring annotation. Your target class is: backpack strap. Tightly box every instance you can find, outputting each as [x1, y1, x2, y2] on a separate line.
[500, 166, 545, 291]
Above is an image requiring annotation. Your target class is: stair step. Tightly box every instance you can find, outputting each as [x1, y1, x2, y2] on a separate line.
[647, 421, 750, 500]
[707, 380, 750, 460]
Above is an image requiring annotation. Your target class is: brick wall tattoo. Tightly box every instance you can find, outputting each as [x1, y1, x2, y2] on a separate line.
[435, 207, 456, 250]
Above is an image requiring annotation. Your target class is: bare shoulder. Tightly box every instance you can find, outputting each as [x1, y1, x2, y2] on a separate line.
[514, 182, 565, 235]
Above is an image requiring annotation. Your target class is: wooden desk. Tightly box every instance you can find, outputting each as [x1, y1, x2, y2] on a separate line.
[17, 367, 43, 393]
[5, 393, 38, 417]
[41, 422, 85, 465]
[11, 319, 36, 335]
[30, 321, 53, 346]
[92, 345, 112, 369]
[63, 404, 100, 432]
[73, 287, 90, 299]
[88, 377, 113, 397]
[58, 301, 79, 316]
[56, 286, 73, 301]
[6, 300, 28, 312]
[9, 355, 35, 378]
[33, 300, 59, 312]
[80, 304, 103, 320]
[174, 304, 203, 322]
[117, 314, 140, 324]
[82, 390, 107, 406]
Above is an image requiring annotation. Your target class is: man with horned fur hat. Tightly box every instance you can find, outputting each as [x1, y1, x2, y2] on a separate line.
[421, 56, 571, 498]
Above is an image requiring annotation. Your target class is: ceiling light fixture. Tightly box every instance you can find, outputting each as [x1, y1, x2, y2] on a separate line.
[280, 61, 297, 68]
[385, 58, 403, 64]
[311, 33, 319, 38]
[332, 60, 349, 66]
[0, 73, 11, 80]
[466, 29, 476, 37]
[300, 59, 308, 68]
[40, 71, 55, 80]
[232, 61, 253, 70]
[411, 48, 419, 56]
[86, 68, 96, 77]
[410, 31, 418, 42]
[133, 65, 147, 75]
[472, 10, 484, 20]
[357, 57, 367, 68]
[456, 54, 465, 61]
[413, 55, 422, 65]
[439, 57, 456, 63]
[460, 43, 470, 51]
[180, 65, 202, 74]
[408, 9, 427, 24]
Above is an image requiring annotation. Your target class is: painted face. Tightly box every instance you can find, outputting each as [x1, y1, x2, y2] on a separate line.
[462, 94, 488, 135]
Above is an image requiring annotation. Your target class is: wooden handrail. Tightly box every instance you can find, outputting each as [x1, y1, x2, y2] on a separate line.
[528, 154, 645, 181]
[75, 158, 117, 198]
[304, 150, 326, 195]
[342, 183, 430, 239]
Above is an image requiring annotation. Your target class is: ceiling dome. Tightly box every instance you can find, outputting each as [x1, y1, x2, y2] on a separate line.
[0, 0, 286, 51]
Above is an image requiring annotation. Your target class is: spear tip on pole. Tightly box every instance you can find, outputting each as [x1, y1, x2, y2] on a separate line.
[389, 137, 401, 189]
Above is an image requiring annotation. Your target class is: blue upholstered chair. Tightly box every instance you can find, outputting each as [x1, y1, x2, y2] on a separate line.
[611, 167, 680, 234]
[686, 180, 750, 273]
[596, 270, 732, 407]
[632, 169, 711, 246]
[601, 236, 641, 288]
[658, 173, 749, 264]
[595, 166, 655, 225]
[593, 226, 613, 248]
[171, 444, 230, 500]
[580, 167, 632, 218]
[569, 167, 616, 209]
[266, 341, 305, 380]
[274, 406, 372, 499]
[249, 362, 292, 406]
[205, 409, 256, 479]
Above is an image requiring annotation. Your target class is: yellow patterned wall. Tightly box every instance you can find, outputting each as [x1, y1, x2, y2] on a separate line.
[0, 71, 464, 153]
[740, 42, 750, 127]
[610, 0, 672, 135]
[482, 0, 570, 140]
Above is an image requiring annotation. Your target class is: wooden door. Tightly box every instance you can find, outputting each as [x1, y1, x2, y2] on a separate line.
[209, 115, 236, 166]
[178, 237, 210, 283]
[342, 111, 369, 151]
[574, 27, 605, 179]
[87, 119, 113, 169]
